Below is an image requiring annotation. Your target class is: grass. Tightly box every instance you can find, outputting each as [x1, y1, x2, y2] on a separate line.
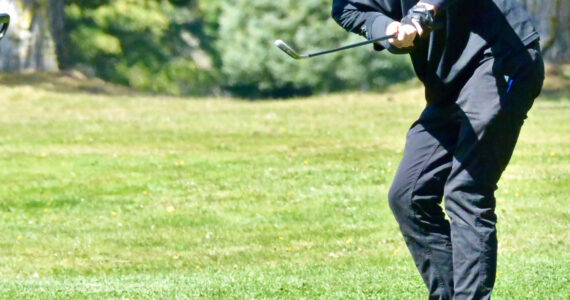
[0, 73, 568, 299]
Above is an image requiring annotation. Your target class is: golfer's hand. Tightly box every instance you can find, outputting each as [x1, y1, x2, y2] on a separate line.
[409, 2, 437, 36]
[386, 21, 417, 49]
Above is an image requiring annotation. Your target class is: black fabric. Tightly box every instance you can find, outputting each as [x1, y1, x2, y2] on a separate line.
[400, 4, 439, 32]
[387, 45, 544, 299]
[332, 0, 540, 104]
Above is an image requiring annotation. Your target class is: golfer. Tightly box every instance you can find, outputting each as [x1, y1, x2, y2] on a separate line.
[332, 0, 544, 299]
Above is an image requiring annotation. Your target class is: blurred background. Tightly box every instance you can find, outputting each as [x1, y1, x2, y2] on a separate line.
[0, 0, 567, 98]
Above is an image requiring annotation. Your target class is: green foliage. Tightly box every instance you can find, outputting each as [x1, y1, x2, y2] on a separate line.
[64, 0, 413, 96]
[65, 0, 219, 95]
[217, 0, 414, 97]
[70, 26, 122, 58]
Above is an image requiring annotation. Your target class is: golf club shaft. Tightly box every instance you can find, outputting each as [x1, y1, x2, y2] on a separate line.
[304, 34, 397, 58]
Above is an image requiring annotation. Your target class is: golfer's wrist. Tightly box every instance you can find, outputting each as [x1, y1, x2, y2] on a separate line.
[368, 15, 396, 51]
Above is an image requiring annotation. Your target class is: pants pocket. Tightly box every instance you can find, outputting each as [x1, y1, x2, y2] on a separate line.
[496, 47, 545, 116]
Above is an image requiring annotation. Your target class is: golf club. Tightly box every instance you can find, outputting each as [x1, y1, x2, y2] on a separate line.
[0, 13, 10, 41]
[275, 34, 397, 60]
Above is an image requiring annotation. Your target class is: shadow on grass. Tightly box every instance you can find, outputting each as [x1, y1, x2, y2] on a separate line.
[0, 65, 567, 101]
[0, 72, 139, 96]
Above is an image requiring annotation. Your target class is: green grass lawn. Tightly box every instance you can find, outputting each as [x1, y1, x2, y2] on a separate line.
[0, 75, 568, 299]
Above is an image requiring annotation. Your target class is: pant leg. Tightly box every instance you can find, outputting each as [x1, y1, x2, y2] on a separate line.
[443, 45, 545, 300]
[388, 104, 460, 300]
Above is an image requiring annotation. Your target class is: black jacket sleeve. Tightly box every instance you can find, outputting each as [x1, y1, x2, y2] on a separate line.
[331, 0, 410, 54]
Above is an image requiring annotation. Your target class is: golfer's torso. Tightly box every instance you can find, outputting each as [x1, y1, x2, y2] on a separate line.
[406, 0, 539, 103]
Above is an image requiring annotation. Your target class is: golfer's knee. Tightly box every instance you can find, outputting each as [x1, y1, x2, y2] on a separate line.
[388, 181, 409, 218]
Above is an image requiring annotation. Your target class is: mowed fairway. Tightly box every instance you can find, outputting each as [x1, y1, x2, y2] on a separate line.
[0, 77, 568, 299]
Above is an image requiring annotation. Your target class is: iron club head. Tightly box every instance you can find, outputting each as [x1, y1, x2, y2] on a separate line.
[274, 40, 307, 60]
[274, 34, 395, 60]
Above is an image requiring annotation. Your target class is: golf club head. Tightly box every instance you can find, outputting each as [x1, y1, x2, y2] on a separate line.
[0, 13, 10, 41]
[274, 40, 307, 60]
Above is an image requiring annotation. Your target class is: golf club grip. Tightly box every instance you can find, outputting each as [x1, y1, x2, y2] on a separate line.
[307, 34, 397, 58]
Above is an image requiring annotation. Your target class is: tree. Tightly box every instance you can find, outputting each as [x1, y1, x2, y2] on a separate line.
[217, 0, 413, 97]
[49, 0, 68, 70]
[0, 0, 59, 72]
[64, 0, 218, 95]
[522, 0, 570, 62]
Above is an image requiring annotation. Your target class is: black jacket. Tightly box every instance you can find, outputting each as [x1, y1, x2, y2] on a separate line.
[332, 0, 539, 103]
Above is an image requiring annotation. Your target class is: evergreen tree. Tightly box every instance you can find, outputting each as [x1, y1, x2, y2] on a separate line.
[217, 0, 413, 97]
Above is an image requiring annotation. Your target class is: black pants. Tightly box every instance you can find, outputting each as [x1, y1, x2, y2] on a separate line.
[388, 45, 544, 300]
